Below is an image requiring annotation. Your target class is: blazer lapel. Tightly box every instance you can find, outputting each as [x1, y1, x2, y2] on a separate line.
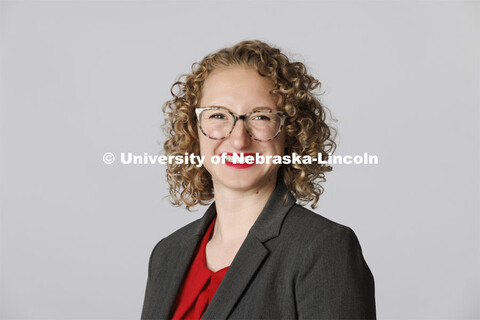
[150, 204, 217, 319]
[202, 182, 296, 319]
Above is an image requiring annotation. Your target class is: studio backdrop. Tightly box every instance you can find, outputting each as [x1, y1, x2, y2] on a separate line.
[1, 1, 479, 319]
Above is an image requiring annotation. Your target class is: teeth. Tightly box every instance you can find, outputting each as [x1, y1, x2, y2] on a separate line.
[224, 154, 246, 164]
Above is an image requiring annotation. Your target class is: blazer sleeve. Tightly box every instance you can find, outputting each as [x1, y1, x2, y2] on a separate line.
[295, 225, 376, 319]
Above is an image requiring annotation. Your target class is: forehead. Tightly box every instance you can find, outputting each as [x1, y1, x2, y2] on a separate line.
[200, 66, 278, 109]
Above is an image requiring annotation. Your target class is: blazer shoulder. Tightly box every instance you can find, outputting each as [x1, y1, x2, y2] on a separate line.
[282, 204, 369, 258]
[286, 204, 353, 239]
[148, 217, 204, 268]
[153, 217, 202, 250]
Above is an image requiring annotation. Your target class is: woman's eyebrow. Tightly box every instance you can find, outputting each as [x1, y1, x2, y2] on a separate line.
[252, 106, 275, 111]
[196, 105, 226, 110]
[202, 105, 276, 112]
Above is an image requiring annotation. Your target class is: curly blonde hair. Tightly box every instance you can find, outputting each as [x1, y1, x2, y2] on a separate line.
[162, 40, 337, 210]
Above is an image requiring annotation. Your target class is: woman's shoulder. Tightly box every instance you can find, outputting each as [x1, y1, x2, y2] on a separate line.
[282, 204, 365, 253]
[149, 217, 204, 256]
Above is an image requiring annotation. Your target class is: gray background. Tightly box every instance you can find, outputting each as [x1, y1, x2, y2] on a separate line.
[1, 1, 479, 319]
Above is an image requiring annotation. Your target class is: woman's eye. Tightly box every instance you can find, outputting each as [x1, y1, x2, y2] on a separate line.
[209, 113, 227, 119]
[252, 115, 271, 121]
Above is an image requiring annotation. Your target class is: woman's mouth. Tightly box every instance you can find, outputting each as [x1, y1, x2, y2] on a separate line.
[221, 153, 258, 169]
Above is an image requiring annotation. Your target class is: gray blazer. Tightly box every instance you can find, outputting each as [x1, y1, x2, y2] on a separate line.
[141, 183, 376, 319]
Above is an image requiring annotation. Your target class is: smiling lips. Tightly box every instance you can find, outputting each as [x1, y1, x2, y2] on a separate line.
[221, 152, 258, 169]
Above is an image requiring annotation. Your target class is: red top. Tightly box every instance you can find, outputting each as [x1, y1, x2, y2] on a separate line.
[171, 215, 229, 320]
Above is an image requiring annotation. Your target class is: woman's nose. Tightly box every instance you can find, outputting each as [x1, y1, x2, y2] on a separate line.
[228, 120, 252, 149]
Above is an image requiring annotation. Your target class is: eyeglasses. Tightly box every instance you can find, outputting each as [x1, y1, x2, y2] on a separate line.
[195, 106, 287, 142]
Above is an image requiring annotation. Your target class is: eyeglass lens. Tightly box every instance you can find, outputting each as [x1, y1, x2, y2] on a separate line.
[199, 109, 282, 141]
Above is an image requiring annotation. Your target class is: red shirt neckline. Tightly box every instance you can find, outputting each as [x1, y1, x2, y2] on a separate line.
[171, 215, 230, 320]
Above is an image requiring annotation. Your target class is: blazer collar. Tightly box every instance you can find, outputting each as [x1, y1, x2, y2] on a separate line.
[162, 181, 296, 319]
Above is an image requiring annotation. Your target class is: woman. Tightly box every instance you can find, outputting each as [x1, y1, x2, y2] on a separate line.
[142, 40, 376, 319]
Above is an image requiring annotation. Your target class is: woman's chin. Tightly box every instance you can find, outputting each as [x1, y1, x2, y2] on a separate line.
[212, 171, 277, 193]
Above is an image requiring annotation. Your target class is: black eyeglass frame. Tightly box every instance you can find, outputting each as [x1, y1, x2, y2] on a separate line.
[195, 106, 287, 142]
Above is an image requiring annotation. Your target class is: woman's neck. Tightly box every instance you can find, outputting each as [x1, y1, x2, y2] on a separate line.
[210, 180, 276, 246]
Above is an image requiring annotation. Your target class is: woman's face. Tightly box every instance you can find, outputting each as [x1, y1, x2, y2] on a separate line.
[197, 65, 286, 193]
